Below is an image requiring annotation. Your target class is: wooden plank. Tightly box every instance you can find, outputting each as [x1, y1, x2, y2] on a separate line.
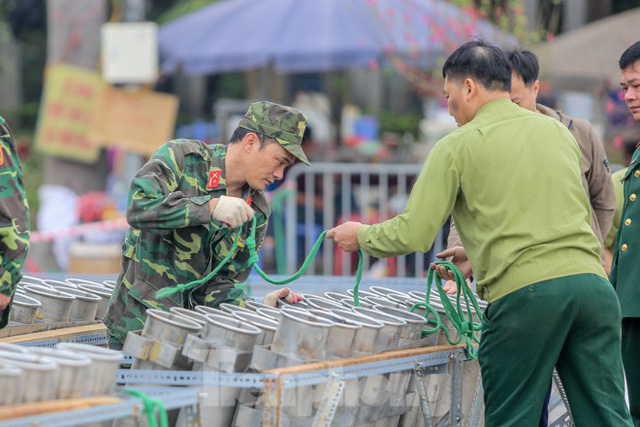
[266, 344, 464, 376]
[0, 323, 107, 344]
[0, 396, 122, 420]
[0, 320, 101, 339]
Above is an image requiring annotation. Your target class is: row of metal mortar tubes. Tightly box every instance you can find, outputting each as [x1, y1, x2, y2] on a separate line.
[9, 275, 116, 325]
[121, 285, 486, 427]
[0, 341, 123, 406]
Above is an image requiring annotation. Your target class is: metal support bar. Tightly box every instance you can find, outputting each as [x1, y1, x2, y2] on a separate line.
[279, 349, 458, 388]
[0, 388, 198, 427]
[548, 411, 573, 427]
[16, 332, 107, 348]
[414, 364, 435, 427]
[469, 375, 484, 427]
[116, 349, 462, 389]
[180, 397, 202, 427]
[262, 376, 283, 427]
[552, 368, 574, 427]
[450, 353, 464, 427]
[312, 372, 345, 427]
[117, 369, 269, 388]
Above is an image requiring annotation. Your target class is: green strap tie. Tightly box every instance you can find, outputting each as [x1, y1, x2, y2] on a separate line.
[124, 389, 169, 427]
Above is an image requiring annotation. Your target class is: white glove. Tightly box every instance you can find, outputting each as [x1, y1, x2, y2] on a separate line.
[211, 196, 255, 228]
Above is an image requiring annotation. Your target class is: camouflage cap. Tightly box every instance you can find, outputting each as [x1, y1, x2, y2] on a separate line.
[238, 101, 310, 166]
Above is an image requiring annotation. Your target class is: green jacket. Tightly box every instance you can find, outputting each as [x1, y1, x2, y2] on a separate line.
[358, 98, 605, 303]
[604, 168, 627, 252]
[0, 119, 30, 329]
[105, 140, 268, 343]
[448, 104, 616, 263]
[610, 144, 640, 317]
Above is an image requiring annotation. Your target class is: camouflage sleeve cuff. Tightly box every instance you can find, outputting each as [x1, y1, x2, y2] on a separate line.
[188, 196, 213, 225]
[0, 265, 17, 296]
[0, 283, 13, 297]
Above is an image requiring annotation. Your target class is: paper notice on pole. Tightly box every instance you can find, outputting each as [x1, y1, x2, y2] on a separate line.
[34, 64, 106, 163]
[89, 87, 179, 156]
[101, 22, 158, 84]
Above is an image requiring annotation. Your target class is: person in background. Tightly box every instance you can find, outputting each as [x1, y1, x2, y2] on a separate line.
[610, 40, 640, 426]
[605, 138, 637, 273]
[105, 101, 308, 349]
[0, 116, 30, 329]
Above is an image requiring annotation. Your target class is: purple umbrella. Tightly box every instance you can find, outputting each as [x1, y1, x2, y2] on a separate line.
[159, 0, 516, 75]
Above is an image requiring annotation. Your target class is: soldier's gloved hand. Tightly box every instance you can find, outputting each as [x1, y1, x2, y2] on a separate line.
[263, 288, 302, 307]
[211, 195, 255, 228]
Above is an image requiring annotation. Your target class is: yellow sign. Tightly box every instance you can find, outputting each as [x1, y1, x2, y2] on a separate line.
[89, 87, 178, 156]
[35, 64, 105, 163]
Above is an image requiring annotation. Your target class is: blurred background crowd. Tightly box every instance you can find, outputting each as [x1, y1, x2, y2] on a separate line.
[1, 0, 638, 278]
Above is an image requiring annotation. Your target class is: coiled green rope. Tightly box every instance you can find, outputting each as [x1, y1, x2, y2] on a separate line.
[407, 260, 486, 359]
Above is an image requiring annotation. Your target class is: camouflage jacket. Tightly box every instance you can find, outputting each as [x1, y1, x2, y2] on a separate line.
[109, 140, 268, 316]
[0, 119, 30, 328]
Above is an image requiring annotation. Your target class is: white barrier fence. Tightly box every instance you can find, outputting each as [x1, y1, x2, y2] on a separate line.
[278, 162, 446, 277]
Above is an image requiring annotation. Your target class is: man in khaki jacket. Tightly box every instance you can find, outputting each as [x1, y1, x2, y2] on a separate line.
[445, 49, 615, 261]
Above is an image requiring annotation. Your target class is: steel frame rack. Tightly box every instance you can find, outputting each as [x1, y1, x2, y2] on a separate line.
[1, 346, 465, 427]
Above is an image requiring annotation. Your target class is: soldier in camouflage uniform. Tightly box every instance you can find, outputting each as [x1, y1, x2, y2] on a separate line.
[0, 116, 30, 329]
[105, 101, 309, 349]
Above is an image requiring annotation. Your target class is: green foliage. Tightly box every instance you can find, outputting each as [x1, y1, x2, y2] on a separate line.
[156, 0, 218, 24]
[376, 110, 421, 138]
[6, 102, 40, 131]
[217, 73, 247, 99]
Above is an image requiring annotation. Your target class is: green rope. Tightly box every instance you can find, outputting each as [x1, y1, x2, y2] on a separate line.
[409, 260, 486, 359]
[153, 207, 486, 359]
[155, 230, 241, 300]
[352, 249, 364, 307]
[154, 209, 485, 359]
[124, 389, 169, 427]
[155, 216, 365, 300]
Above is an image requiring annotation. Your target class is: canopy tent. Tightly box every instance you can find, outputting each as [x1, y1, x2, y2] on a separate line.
[533, 7, 640, 90]
[159, 0, 517, 75]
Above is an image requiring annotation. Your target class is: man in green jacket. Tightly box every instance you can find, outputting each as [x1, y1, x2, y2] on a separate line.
[610, 40, 640, 426]
[0, 116, 30, 329]
[443, 48, 618, 426]
[329, 40, 632, 426]
[604, 138, 635, 271]
[105, 101, 307, 349]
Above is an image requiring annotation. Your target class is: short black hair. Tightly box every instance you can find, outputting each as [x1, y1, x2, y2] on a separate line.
[229, 127, 272, 149]
[442, 40, 511, 92]
[505, 49, 539, 86]
[620, 41, 640, 70]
